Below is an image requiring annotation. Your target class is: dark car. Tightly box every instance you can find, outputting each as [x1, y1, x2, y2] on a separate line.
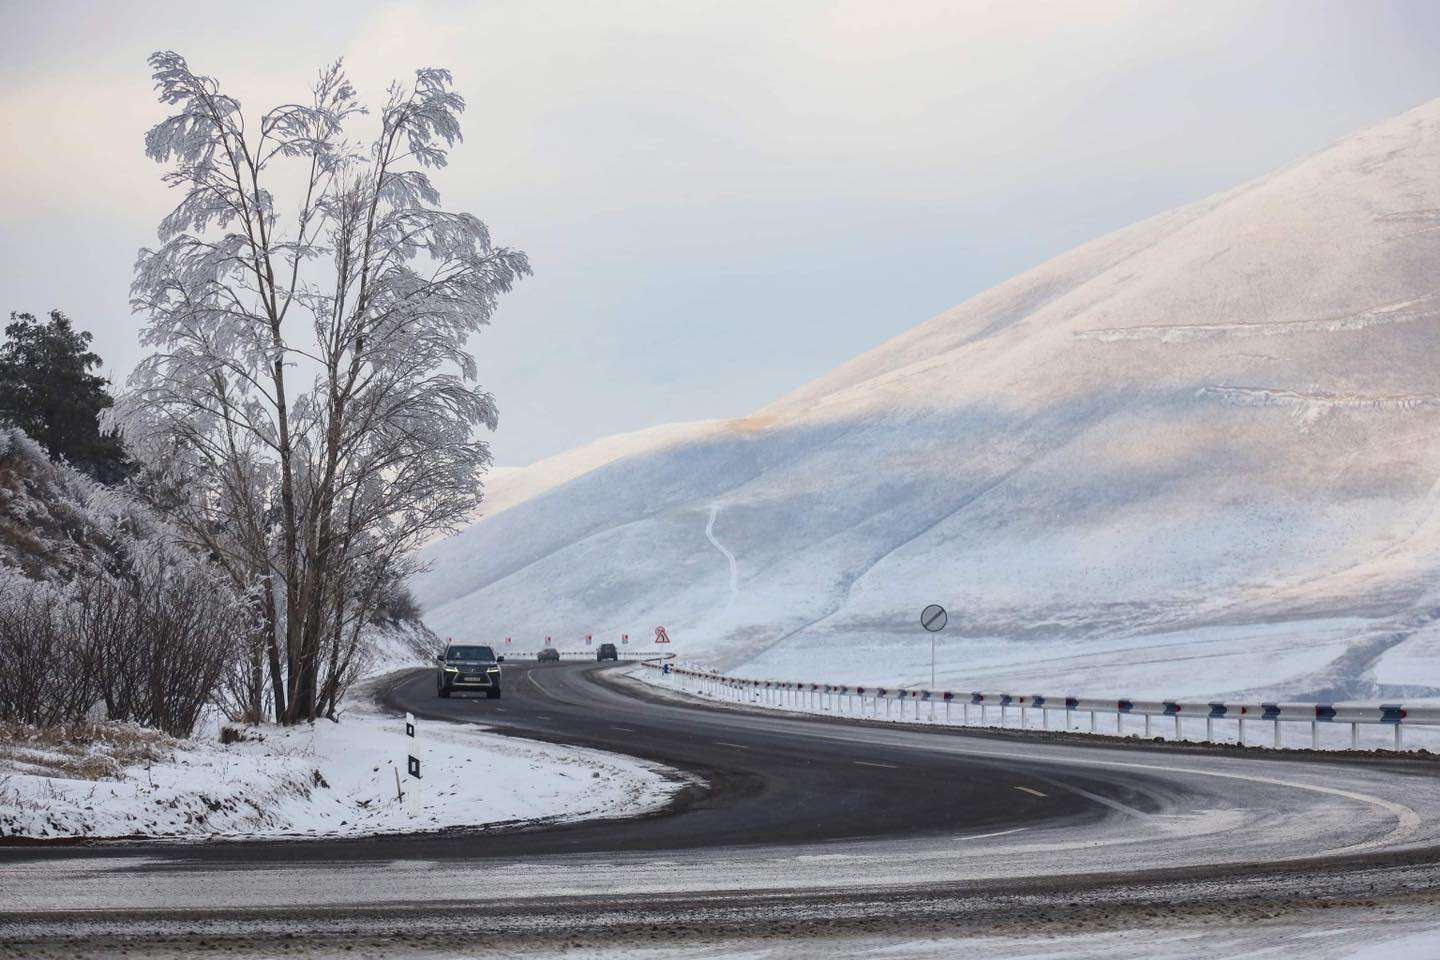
[537, 647, 561, 663]
[596, 642, 619, 662]
[436, 643, 503, 699]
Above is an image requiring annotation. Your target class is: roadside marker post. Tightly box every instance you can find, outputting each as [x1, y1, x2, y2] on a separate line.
[401, 712, 421, 807]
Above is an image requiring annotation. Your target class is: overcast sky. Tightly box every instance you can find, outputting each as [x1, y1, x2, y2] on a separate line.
[4, 0, 1440, 465]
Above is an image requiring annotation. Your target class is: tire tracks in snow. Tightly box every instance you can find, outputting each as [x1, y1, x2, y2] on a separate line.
[706, 504, 739, 610]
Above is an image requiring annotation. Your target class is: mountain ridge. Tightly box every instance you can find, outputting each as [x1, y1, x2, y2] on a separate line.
[415, 98, 1440, 701]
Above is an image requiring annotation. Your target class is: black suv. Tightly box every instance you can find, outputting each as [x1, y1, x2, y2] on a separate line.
[596, 642, 619, 662]
[436, 643, 503, 699]
[537, 647, 561, 663]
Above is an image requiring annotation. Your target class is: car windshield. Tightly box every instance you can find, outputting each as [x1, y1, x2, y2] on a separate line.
[446, 645, 495, 661]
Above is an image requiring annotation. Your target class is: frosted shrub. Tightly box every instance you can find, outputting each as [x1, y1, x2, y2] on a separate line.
[73, 545, 252, 737]
[0, 574, 98, 726]
[0, 555, 251, 738]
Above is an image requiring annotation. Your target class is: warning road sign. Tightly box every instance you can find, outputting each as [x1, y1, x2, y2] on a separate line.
[655, 625, 671, 644]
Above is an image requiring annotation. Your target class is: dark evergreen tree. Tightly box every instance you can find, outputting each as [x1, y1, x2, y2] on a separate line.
[0, 310, 132, 484]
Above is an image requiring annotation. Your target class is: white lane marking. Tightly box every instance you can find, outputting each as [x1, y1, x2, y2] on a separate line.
[533, 715, 552, 721]
[853, 760, 898, 769]
[614, 727, 637, 733]
[705, 504, 739, 609]
[653, 687, 1428, 852]
[1018, 755, 1422, 854]
[1014, 786, 1047, 798]
[716, 741, 750, 750]
[701, 717, 1422, 855]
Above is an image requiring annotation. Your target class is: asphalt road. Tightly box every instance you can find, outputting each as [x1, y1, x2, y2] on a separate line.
[4, 660, 1440, 956]
[379, 659, 1123, 854]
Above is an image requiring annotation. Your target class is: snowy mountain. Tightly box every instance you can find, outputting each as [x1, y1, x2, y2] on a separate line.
[414, 99, 1440, 702]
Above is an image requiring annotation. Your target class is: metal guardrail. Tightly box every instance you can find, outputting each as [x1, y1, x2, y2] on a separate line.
[645, 662, 1440, 751]
[504, 649, 675, 661]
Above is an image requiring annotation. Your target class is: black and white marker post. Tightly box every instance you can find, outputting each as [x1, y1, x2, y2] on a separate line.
[921, 604, 946, 720]
[398, 711, 420, 804]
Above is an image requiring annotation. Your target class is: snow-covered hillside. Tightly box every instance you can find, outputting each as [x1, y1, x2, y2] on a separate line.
[415, 99, 1440, 702]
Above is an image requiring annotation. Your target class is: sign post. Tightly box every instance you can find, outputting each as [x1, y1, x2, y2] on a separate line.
[921, 605, 946, 718]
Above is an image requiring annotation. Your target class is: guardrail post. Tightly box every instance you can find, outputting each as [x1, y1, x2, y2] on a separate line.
[980, 703, 987, 725]
[1238, 717, 1246, 745]
[1089, 710, 1096, 733]
[1273, 719, 1281, 748]
[1065, 706, 1072, 731]
[1115, 711, 1123, 735]
[1174, 715, 1181, 740]
[1041, 706, 1048, 730]
[1311, 720, 1319, 749]
[1351, 722, 1358, 750]
[1205, 717, 1213, 742]
[1000, 703, 1007, 727]
[1395, 724, 1403, 750]
[1143, 714, 1151, 737]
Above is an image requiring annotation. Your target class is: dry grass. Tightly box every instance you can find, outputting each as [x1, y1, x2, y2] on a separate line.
[0, 720, 175, 781]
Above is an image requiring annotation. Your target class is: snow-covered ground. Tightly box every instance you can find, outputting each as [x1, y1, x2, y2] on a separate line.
[0, 676, 681, 841]
[413, 98, 1440, 707]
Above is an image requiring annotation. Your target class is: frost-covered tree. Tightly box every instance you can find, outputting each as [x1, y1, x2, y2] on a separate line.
[112, 51, 529, 723]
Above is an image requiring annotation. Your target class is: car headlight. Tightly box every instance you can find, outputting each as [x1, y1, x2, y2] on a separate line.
[444, 667, 459, 673]
[487, 666, 500, 673]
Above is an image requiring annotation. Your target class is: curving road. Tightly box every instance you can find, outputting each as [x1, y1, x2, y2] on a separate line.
[3, 660, 1440, 954]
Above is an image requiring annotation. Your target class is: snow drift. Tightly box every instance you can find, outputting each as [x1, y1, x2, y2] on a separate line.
[415, 99, 1440, 702]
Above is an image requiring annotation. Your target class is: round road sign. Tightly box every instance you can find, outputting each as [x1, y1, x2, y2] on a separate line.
[921, 604, 947, 632]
